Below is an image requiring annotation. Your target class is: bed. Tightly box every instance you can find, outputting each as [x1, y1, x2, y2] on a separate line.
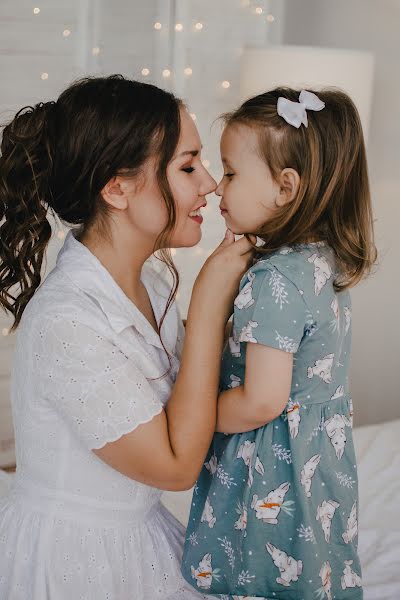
[1, 419, 399, 599]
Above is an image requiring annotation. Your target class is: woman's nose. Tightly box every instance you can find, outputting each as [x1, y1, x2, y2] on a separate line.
[215, 179, 224, 197]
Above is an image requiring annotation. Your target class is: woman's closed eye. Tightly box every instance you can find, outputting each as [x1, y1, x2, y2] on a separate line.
[182, 166, 195, 173]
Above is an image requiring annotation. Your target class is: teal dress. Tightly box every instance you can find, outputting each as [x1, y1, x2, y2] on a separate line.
[182, 243, 362, 600]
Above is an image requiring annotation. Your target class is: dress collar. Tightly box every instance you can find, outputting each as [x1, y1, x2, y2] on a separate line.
[56, 230, 174, 349]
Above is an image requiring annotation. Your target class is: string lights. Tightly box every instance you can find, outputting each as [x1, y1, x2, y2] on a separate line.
[28, 4, 275, 289]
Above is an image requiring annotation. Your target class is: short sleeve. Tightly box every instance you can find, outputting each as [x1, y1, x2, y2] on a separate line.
[233, 265, 310, 353]
[37, 316, 163, 449]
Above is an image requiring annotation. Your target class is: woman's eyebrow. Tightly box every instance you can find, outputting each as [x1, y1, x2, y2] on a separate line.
[179, 150, 199, 157]
[175, 144, 203, 159]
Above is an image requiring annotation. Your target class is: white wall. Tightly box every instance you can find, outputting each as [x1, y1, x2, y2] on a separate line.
[283, 0, 400, 426]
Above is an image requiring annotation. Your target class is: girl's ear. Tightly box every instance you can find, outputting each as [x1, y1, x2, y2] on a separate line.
[100, 175, 135, 210]
[276, 168, 300, 207]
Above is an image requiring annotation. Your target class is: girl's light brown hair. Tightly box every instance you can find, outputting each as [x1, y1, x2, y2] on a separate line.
[222, 87, 377, 290]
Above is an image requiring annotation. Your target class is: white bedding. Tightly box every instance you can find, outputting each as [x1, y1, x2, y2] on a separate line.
[356, 419, 400, 599]
[1, 419, 400, 598]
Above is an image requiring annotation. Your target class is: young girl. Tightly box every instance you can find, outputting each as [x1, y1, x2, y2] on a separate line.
[182, 88, 376, 599]
[0, 75, 254, 599]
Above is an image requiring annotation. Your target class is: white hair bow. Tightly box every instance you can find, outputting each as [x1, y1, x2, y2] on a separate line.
[277, 90, 325, 128]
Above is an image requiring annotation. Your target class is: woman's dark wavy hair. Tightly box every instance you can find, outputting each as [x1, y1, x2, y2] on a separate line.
[0, 75, 183, 334]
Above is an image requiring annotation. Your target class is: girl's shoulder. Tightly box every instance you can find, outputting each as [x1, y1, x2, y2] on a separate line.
[249, 243, 337, 294]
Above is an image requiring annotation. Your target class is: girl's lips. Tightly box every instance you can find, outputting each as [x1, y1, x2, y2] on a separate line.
[220, 208, 228, 215]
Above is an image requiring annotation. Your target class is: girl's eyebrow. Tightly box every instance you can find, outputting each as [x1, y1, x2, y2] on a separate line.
[222, 158, 234, 168]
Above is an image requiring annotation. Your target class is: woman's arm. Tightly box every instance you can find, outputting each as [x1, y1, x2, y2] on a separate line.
[183, 318, 231, 346]
[215, 343, 293, 433]
[94, 233, 254, 490]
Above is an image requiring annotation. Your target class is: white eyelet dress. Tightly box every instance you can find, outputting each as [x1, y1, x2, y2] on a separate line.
[0, 231, 212, 600]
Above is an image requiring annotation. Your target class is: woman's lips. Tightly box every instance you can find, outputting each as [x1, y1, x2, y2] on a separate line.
[189, 215, 203, 224]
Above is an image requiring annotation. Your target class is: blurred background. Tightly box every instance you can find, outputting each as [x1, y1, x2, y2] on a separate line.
[1, 0, 399, 468]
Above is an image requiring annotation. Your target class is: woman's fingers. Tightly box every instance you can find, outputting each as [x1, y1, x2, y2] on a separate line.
[217, 228, 235, 249]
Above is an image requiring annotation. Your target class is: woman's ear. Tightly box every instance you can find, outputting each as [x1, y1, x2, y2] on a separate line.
[100, 176, 134, 210]
[276, 168, 300, 207]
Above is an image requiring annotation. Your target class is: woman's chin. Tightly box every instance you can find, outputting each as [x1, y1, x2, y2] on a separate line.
[171, 229, 202, 249]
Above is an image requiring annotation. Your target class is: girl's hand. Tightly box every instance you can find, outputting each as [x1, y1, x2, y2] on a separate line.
[192, 230, 255, 324]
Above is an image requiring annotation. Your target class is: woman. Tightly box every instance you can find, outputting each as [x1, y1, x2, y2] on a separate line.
[0, 75, 253, 599]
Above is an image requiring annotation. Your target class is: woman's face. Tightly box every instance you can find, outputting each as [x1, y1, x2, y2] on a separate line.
[126, 107, 216, 250]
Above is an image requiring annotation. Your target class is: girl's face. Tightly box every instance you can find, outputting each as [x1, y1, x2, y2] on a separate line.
[216, 124, 280, 235]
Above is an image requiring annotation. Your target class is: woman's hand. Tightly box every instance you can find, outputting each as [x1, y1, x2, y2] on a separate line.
[191, 229, 256, 325]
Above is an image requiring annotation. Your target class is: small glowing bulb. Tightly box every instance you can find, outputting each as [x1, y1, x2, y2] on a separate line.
[2, 328, 9, 337]
[221, 80, 230, 89]
[202, 159, 210, 168]
[171, 249, 177, 257]
[184, 67, 193, 76]
[154, 22, 162, 30]
[63, 29, 71, 37]
[92, 46, 100, 56]
[267, 14, 275, 22]
[41, 72, 48, 80]
[141, 68, 150, 76]
[33, 7, 40, 15]
[195, 22, 203, 30]
[255, 6, 263, 15]
[162, 69, 171, 78]
[57, 230, 65, 240]
[175, 23, 183, 32]
[190, 113, 197, 121]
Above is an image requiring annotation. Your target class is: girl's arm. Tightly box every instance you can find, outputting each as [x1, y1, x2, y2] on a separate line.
[216, 343, 293, 433]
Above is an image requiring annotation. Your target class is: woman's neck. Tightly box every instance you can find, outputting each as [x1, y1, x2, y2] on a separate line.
[78, 223, 154, 302]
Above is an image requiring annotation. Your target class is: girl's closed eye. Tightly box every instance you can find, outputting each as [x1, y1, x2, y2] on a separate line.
[224, 172, 234, 179]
